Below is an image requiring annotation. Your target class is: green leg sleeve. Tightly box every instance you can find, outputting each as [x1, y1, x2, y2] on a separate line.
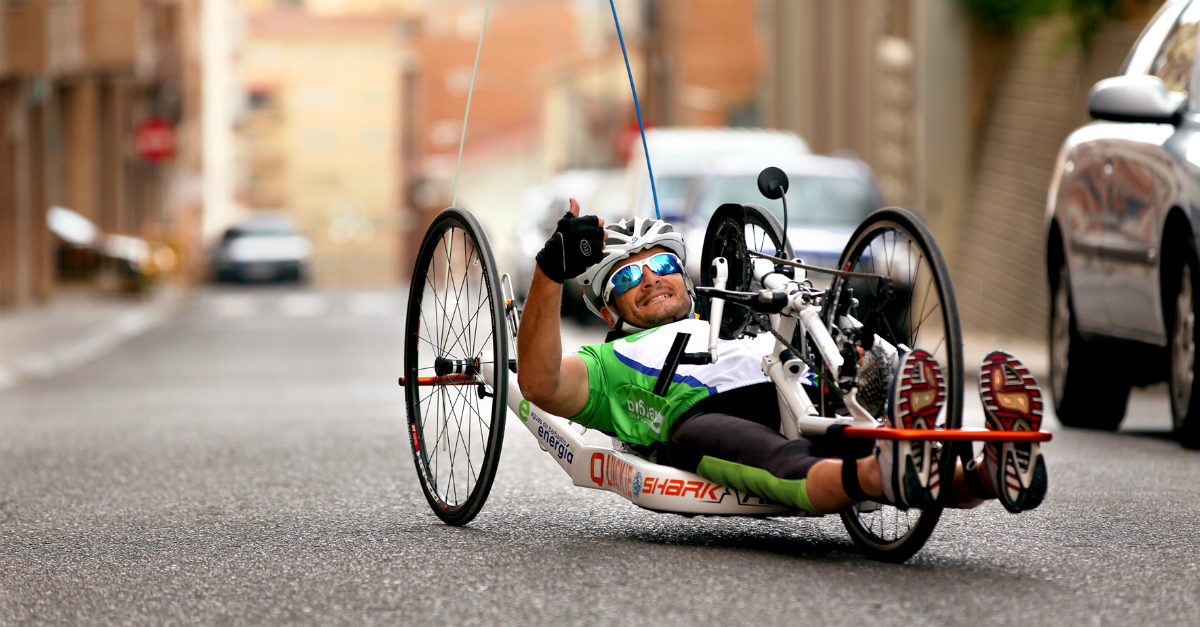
[696, 456, 820, 514]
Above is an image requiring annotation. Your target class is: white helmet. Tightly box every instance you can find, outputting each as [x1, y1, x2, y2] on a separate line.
[578, 216, 695, 329]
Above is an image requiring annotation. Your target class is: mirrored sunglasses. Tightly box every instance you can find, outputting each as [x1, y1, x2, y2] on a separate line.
[605, 252, 683, 300]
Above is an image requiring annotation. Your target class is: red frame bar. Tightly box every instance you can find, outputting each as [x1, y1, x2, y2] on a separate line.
[841, 427, 1052, 442]
[399, 374, 475, 386]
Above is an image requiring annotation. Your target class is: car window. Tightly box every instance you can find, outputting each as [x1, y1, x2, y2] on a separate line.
[697, 175, 878, 227]
[1151, 2, 1200, 96]
[1125, 0, 1191, 75]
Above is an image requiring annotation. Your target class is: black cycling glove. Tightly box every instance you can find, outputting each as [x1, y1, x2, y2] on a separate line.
[535, 212, 605, 283]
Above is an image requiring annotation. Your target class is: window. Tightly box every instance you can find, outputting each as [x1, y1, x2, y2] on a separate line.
[1152, 2, 1200, 94]
[1125, 0, 1190, 75]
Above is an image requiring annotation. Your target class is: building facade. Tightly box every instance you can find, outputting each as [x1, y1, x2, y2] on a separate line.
[0, 0, 199, 310]
[238, 10, 405, 285]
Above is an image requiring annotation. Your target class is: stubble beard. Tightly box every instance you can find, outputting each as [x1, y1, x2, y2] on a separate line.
[626, 293, 690, 328]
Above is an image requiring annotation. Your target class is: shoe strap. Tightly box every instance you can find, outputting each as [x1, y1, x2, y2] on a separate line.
[840, 455, 874, 503]
[963, 454, 994, 501]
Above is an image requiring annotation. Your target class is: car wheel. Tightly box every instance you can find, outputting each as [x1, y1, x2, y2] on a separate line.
[1049, 261, 1129, 430]
[1167, 248, 1200, 449]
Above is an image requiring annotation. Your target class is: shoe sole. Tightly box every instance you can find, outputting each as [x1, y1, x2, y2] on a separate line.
[979, 351, 1047, 513]
[891, 349, 946, 509]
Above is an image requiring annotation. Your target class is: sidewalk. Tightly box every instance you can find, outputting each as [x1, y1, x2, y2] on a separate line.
[962, 330, 1049, 385]
[0, 283, 182, 390]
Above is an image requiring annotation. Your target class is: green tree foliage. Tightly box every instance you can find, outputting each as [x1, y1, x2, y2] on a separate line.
[958, 0, 1149, 48]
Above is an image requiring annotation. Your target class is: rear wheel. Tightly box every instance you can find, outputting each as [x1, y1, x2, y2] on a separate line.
[404, 207, 508, 525]
[1049, 260, 1129, 430]
[825, 208, 962, 563]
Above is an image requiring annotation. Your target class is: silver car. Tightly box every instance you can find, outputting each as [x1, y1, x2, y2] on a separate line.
[1045, 0, 1200, 447]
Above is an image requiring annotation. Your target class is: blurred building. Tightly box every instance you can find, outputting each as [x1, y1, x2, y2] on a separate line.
[642, 0, 762, 128]
[238, 9, 406, 285]
[759, 0, 1155, 338]
[404, 1, 631, 274]
[0, 0, 199, 311]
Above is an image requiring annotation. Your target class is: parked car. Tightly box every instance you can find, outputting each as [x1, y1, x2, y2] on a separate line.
[676, 153, 884, 288]
[1045, 0, 1200, 447]
[212, 213, 312, 283]
[46, 205, 174, 292]
[510, 169, 626, 322]
[624, 127, 810, 220]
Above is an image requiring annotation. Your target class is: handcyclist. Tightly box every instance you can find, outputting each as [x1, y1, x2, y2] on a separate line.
[517, 199, 1048, 515]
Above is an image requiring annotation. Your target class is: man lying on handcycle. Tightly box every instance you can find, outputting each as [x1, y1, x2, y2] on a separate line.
[518, 199, 1047, 515]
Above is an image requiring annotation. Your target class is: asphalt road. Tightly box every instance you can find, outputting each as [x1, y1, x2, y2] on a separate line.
[1, 285, 1197, 626]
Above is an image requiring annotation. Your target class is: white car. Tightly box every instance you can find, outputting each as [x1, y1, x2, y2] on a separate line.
[212, 214, 312, 283]
[624, 127, 810, 220]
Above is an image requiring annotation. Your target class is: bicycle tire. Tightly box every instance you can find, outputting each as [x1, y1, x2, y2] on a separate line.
[826, 207, 963, 563]
[404, 207, 507, 526]
[742, 203, 793, 261]
[699, 203, 792, 333]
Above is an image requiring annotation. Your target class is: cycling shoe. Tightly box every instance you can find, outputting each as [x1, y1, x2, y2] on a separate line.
[979, 351, 1047, 513]
[877, 349, 946, 509]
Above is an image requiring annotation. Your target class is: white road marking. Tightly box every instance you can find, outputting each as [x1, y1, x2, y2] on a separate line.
[279, 294, 327, 318]
[211, 295, 258, 319]
[347, 292, 398, 317]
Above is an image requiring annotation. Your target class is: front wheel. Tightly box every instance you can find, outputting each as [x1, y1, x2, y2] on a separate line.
[404, 207, 508, 525]
[825, 207, 962, 563]
[699, 203, 792, 335]
[1049, 260, 1129, 430]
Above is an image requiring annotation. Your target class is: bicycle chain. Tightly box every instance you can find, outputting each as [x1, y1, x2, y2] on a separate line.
[747, 311, 823, 375]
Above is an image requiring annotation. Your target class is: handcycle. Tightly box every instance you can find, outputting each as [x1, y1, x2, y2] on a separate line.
[400, 169, 1051, 562]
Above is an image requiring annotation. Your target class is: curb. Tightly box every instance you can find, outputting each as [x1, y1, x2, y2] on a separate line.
[0, 285, 182, 391]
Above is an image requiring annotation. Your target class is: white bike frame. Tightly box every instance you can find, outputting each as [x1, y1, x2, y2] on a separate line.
[485, 258, 882, 517]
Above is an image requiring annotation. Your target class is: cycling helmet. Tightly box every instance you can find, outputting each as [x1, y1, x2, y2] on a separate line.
[579, 216, 695, 331]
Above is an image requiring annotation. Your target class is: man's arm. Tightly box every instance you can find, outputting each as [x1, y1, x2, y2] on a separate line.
[516, 198, 601, 417]
[516, 266, 590, 417]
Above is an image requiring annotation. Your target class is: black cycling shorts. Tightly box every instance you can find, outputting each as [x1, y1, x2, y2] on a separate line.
[660, 383, 834, 481]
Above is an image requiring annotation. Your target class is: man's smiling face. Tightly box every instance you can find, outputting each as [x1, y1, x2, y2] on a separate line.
[600, 246, 691, 329]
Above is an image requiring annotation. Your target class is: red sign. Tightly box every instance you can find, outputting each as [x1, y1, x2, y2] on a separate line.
[134, 118, 175, 163]
[616, 117, 653, 163]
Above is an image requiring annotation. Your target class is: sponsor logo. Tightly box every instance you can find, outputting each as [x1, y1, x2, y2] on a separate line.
[637, 477, 772, 506]
[410, 423, 419, 451]
[641, 476, 721, 500]
[537, 423, 574, 463]
[589, 454, 776, 507]
[518, 400, 531, 422]
[580, 240, 592, 256]
[625, 398, 665, 434]
[589, 452, 636, 500]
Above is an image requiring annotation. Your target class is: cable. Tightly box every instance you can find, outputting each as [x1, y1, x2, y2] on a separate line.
[608, 0, 659, 220]
[451, 0, 494, 208]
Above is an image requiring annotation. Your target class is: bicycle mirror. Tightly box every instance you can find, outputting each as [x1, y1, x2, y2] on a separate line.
[757, 167, 789, 200]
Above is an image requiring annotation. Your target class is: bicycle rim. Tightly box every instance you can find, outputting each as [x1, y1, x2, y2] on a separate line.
[742, 203, 792, 261]
[404, 207, 507, 526]
[829, 207, 963, 562]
